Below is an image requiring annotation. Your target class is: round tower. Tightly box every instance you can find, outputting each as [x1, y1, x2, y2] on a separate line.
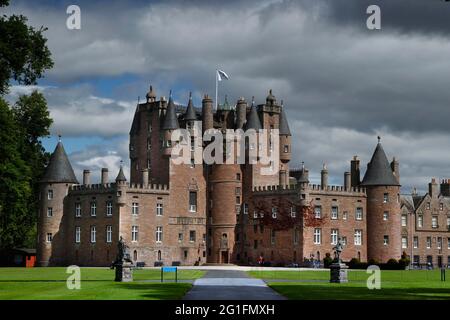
[37, 139, 78, 266]
[361, 138, 401, 263]
[162, 91, 180, 157]
[208, 163, 242, 264]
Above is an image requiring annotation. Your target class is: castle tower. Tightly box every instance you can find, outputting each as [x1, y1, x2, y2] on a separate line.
[361, 138, 401, 262]
[279, 102, 291, 187]
[37, 139, 78, 266]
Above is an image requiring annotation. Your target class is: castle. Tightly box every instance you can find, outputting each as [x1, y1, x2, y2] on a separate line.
[37, 86, 450, 268]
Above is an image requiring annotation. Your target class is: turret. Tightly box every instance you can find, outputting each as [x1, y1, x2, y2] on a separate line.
[361, 137, 401, 262]
[184, 91, 197, 125]
[37, 138, 78, 266]
[162, 91, 179, 156]
[115, 162, 127, 205]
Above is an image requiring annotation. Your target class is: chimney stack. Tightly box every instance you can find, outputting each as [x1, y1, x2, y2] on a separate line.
[101, 168, 108, 185]
[429, 178, 439, 198]
[441, 179, 450, 197]
[350, 156, 360, 187]
[344, 172, 351, 190]
[321, 163, 328, 189]
[83, 169, 90, 185]
[236, 97, 247, 129]
[202, 94, 213, 133]
[390, 157, 399, 183]
[141, 169, 149, 188]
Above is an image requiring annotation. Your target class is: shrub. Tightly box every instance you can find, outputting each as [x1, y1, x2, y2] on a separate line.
[368, 258, 379, 266]
[348, 258, 360, 269]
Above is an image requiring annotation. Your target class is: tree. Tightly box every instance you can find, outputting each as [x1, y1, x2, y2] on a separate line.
[0, 98, 32, 249]
[0, 1, 53, 94]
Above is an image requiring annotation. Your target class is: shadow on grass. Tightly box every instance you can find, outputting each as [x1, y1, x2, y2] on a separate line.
[269, 283, 450, 300]
[118, 282, 192, 300]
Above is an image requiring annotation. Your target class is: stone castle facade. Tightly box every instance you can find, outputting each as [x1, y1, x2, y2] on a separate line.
[37, 86, 450, 267]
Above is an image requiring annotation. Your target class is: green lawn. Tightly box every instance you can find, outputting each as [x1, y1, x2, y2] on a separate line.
[247, 270, 450, 300]
[0, 267, 204, 300]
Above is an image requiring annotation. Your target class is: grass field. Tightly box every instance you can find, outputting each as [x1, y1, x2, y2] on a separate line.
[0, 268, 204, 300]
[247, 269, 450, 300]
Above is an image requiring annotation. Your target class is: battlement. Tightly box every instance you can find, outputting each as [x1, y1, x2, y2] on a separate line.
[307, 184, 366, 194]
[252, 184, 297, 194]
[251, 183, 366, 195]
[68, 182, 170, 194]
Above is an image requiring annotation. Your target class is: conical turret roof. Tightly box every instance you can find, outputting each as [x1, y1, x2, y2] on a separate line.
[184, 92, 197, 121]
[245, 100, 262, 130]
[279, 104, 291, 136]
[162, 91, 179, 130]
[361, 139, 400, 186]
[115, 164, 127, 182]
[41, 141, 78, 184]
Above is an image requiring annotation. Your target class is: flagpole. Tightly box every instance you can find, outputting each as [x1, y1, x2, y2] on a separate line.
[215, 69, 218, 111]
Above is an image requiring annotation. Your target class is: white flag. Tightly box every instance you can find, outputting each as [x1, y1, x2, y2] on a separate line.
[217, 69, 229, 81]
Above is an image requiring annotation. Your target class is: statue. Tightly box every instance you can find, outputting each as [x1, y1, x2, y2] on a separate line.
[111, 236, 134, 282]
[333, 237, 344, 263]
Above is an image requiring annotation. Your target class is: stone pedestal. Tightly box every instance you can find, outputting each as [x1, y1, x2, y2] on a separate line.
[330, 263, 348, 283]
[114, 262, 134, 282]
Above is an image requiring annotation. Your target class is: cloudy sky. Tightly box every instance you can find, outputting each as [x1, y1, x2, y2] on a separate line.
[4, 0, 450, 192]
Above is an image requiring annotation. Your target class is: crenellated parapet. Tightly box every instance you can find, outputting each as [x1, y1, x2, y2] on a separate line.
[68, 182, 170, 194]
[252, 183, 366, 196]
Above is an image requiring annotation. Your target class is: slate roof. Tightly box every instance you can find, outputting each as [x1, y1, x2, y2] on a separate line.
[41, 142, 78, 184]
[115, 165, 127, 182]
[184, 92, 197, 121]
[245, 101, 262, 130]
[162, 93, 180, 130]
[279, 106, 291, 136]
[361, 142, 400, 186]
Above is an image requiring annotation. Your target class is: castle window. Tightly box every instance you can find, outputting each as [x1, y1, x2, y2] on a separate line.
[184, 250, 188, 259]
[90, 226, 96, 243]
[75, 227, 81, 243]
[432, 216, 438, 228]
[447, 238, 450, 249]
[178, 233, 183, 242]
[47, 190, 53, 200]
[106, 226, 112, 243]
[426, 202, 431, 210]
[75, 203, 81, 217]
[418, 215, 423, 228]
[383, 235, 389, 246]
[272, 207, 277, 219]
[147, 158, 152, 170]
[106, 201, 113, 216]
[284, 145, 289, 153]
[331, 229, 338, 245]
[437, 237, 442, 249]
[402, 236, 407, 249]
[383, 193, 389, 203]
[271, 229, 276, 245]
[190, 136, 195, 152]
[134, 250, 138, 261]
[243, 203, 248, 215]
[313, 228, 321, 244]
[90, 202, 97, 216]
[235, 187, 241, 195]
[356, 208, 363, 220]
[294, 228, 299, 245]
[132, 226, 139, 242]
[189, 192, 197, 212]
[354, 230, 362, 246]
[290, 206, 296, 218]
[132, 203, 139, 215]
[447, 216, 450, 227]
[236, 173, 241, 180]
[401, 215, 407, 227]
[147, 138, 151, 150]
[47, 207, 53, 217]
[46, 233, 52, 243]
[236, 196, 241, 204]
[331, 206, 338, 220]
[203, 233, 206, 242]
[343, 211, 348, 220]
[314, 206, 322, 219]
[414, 236, 418, 249]
[440, 203, 444, 211]
[341, 236, 347, 245]
[253, 211, 258, 219]
[383, 211, 389, 221]
[156, 203, 163, 216]
[426, 237, 431, 249]
[189, 230, 196, 242]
